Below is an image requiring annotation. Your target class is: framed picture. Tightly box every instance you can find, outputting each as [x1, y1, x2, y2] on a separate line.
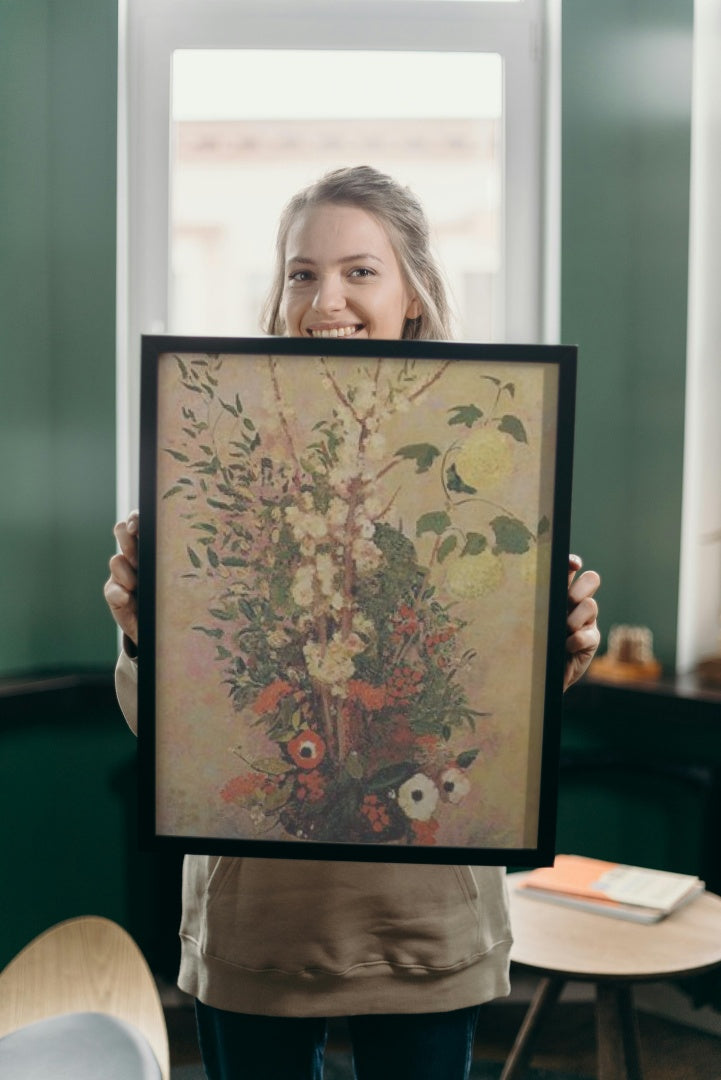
[138, 336, 576, 865]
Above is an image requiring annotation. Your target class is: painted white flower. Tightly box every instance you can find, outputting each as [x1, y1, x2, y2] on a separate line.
[439, 768, 471, 805]
[352, 612, 375, 639]
[398, 774, 439, 821]
[356, 514, 376, 540]
[291, 565, 315, 608]
[364, 432, 386, 460]
[315, 552, 337, 596]
[303, 638, 356, 692]
[353, 537, 383, 574]
[327, 498, 349, 530]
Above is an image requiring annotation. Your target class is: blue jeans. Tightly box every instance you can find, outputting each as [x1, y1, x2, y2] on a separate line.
[195, 1000, 481, 1080]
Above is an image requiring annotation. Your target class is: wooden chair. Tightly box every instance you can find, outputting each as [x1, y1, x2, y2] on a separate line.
[0, 915, 169, 1079]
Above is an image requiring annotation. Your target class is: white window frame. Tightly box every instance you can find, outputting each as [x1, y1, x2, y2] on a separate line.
[117, 0, 559, 512]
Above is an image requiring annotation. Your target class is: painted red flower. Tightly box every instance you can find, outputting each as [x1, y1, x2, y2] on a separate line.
[252, 679, 294, 716]
[360, 794, 391, 833]
[220, 773, 262, 803]
[288, 730, 326, 770]
[296, 770, 325, 803]
[347, 679, 388, 711]
[412, 818, 440, 846]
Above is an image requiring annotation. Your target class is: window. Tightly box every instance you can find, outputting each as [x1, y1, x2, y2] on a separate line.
[118, 0, 557, 510]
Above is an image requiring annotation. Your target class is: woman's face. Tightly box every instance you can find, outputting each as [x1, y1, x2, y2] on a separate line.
[280, 203, 421, 341]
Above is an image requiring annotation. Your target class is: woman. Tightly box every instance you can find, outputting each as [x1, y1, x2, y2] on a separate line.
[105, 166, 600, 1080]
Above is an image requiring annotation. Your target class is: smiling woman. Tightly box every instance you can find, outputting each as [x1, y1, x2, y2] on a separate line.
[263, 167, 451, 342]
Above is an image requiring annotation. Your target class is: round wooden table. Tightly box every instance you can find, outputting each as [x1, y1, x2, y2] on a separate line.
[502, 872, 721, 1080]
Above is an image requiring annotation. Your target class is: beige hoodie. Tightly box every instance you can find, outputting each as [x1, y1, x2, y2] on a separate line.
[116, 651, 512, 1016]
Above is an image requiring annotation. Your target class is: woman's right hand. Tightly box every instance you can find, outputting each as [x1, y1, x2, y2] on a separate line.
[104, 510, 139, 647]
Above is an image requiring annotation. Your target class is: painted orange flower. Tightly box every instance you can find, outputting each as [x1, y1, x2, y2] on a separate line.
[252, 679, 294, 716]
[412, 818, 440, 845]
[288, 729, 326, 770]
[220, 773, 263, 803]
[347, 679, 388, 711]
[296, 769, 325, 803]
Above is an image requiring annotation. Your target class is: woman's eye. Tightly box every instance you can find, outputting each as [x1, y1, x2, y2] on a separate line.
[288, 270, 313, 283]
[349, 267, 375, 279]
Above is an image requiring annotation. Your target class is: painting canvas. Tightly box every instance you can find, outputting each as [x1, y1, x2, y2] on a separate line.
[138, 336, 576, 865]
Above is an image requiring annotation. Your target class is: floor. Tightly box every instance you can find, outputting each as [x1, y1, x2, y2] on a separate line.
[165, 979, 721, 1079]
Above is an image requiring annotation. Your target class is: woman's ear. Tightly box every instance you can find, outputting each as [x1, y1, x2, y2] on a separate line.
[406, 296, 423, 320]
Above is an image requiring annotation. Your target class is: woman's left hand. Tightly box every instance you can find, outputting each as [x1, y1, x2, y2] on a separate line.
[564, 555, 601, 691]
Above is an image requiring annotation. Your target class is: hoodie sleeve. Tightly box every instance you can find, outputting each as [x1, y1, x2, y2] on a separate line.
[115, 646, 139, 736]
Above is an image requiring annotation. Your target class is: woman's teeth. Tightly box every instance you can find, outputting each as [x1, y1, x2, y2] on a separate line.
[310, 325, 360, 338]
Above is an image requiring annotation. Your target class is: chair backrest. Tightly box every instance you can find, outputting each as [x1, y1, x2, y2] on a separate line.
[0, 915, 170, 1080]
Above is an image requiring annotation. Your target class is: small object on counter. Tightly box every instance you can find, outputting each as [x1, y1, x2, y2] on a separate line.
[590, 623, 662, 682]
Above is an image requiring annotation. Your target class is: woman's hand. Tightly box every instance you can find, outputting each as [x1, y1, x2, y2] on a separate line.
[103, 510, 139, 647]
[564, 554, 601, 691]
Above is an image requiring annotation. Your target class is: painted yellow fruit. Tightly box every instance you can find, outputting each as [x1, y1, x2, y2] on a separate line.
[446, 551, 504, 598]
[454, 427, 514, 491]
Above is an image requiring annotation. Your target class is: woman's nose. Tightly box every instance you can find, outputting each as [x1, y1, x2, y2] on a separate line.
[312, 274, 345, 314]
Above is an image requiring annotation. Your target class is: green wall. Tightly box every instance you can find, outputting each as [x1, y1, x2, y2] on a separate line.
[562, 0, 693, 669]
[0, 0, 118, 675]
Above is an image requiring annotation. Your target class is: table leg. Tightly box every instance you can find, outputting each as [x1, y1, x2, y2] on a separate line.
[499, 976, 565, 1080]
[596, 982, 643, 1080]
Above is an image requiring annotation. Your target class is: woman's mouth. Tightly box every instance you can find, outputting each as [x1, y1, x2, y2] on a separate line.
[307, 324, 364, 339]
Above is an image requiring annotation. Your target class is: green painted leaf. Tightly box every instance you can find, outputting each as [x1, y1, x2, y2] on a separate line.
[456, 748, 480, 769]
[416, 511, 452, 537]
[448, 404, 483, 428]
[175, 356, 189, 380]
[209, 607, 234, 620]
[165, 448, 190, 462]
[437, 535, 458, 563]
[367, 762, 417, 793]
[207, 547, 220, 568]
[162, 485, 184, 499]
[461, 532, 487, 556]
[394, 443, 441, 473]
[253, 757, 293, 776]
[345, 751, 364, 779]
[446, 463, 477, 495]
[503, 382, 516, 398]
[186, 545, 202, 568]
[192, 625, 223, 638]
[538, 515, 551, 536]
[220, 400, 238, 416]
[497, 414, 528, 443]
[490, 515, 533, 554]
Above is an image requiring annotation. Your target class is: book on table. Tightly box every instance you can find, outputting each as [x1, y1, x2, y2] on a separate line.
[514, 854, 705, 923]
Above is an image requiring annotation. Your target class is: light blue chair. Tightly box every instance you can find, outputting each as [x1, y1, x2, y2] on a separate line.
[0, 916, 169, 1079]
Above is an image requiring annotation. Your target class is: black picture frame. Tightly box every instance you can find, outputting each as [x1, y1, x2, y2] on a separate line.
[138, 335, 576, 866]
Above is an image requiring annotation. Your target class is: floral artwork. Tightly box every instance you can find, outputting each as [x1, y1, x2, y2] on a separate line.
[147, 342, 567, 859]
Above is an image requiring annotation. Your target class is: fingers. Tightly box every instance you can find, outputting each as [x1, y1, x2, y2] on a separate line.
[103, 575, 139, 644]
[564, 558, 601, 690]
[105, 511, 140, 645]
[568, 567, 601, 609]
[113, 510, 139, 568]
[567, 553, 583, 588]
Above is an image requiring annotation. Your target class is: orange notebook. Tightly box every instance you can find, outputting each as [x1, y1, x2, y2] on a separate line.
[516, 854, 704, 923]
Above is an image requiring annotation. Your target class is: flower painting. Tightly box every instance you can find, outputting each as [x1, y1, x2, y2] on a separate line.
[143, 338, 574, 862]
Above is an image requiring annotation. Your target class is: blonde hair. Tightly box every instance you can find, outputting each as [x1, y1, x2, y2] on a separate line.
[262, 165, 453, 341]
